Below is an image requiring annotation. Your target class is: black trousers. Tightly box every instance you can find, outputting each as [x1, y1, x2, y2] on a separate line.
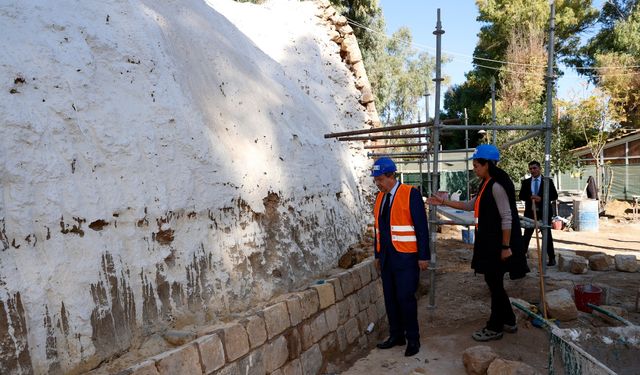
[522, 225, 555, 260]
[483, 271, 516, 332]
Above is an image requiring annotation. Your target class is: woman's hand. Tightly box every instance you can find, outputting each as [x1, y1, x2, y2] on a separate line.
[501, 248, 512, 261]
[426, 195, 445, 206]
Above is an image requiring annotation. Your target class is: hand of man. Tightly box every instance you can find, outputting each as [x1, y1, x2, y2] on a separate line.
[531, 195, 541, 203]
[418, 260, 429, 271]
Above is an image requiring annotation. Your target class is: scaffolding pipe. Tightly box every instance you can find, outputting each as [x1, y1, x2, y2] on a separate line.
[364, 142, 430, 149]
[464, 108, 470, 201]
[500, 130, 544, 149]
[367, 151, 429, 157]
[441, 124, 544, 131]
[491, 77, 497, 145]
[541, 1, 556, 278]
[338, 134, 428, 141]
[428, 9, 445, 309]
[323, 118, 462, 139]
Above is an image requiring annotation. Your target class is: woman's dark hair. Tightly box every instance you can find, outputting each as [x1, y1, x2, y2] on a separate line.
[475, 158, 517, 200]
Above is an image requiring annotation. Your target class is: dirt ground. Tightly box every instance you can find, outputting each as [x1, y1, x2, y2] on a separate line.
[335, 203, 640, 375]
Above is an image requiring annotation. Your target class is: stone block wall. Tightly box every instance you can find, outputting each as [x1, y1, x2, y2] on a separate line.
[116, 259, 385, 375]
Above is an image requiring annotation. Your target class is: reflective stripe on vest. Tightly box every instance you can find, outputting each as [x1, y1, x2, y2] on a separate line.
[373, 184, 418, 253]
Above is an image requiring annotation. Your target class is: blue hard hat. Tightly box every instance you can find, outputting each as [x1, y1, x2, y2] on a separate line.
[371, 157, 397, 177]
[470, 144, 500, 161]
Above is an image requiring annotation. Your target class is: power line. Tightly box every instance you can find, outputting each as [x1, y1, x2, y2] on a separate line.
[344, 16, 640, 73]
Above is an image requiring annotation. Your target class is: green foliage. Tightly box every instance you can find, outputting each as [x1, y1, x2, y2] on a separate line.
[329, 0, 385, 64]
[473, 0, 598, 81]
[566, 1, 639, 128]
[371, 28, 437, 126]
[330, 0, 440, 130]
[442, 1, 597, 178]
[561, 91, 624, 200]
[566, 1, 638, 78]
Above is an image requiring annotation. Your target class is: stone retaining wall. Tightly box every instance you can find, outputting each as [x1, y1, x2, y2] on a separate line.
[117, 258, 385, 375]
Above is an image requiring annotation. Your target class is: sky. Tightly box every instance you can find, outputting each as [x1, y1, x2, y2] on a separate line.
[378, 0, 598, 119]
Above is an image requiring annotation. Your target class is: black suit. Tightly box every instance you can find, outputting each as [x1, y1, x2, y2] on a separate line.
[519, 176, 558, 262]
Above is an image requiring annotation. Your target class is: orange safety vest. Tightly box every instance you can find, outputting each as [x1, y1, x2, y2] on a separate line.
[473, 178, 491, 229]
[373, 184, 418, 253]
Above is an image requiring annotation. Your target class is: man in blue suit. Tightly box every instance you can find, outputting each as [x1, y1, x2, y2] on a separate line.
[371, 157, 430, 357]
[519, 160, 558, 266]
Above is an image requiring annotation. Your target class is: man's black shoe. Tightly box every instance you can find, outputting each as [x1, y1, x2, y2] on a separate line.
[547, 258, 556, 266]
[376, 337, 405, 349]
[405, 341, 420, 357]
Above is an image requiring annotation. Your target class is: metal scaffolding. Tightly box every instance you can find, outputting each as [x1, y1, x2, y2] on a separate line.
[323, 4, 557, 311]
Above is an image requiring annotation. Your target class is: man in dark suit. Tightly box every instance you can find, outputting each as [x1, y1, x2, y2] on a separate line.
[371, 157, 430, 357]
[519, 160, 558, 266]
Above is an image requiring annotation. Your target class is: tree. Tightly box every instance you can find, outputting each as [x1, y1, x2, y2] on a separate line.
[562, 90, 624, 205]
[442, 1, 598, 181]
[445, 1, 598, 133]
[473, 0, 598, 81]
[331, 0, 442, 149]
[370, 28, 437, 126]
[566, 1, 640, 128]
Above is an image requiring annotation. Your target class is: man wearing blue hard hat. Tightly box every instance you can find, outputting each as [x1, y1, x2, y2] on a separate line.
[371, 157, 430, 357]
[428, 144, 528, 342]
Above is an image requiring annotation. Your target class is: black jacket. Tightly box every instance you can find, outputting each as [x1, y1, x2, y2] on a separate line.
[473, 178, 529, 279]
[519, 176, 558, 223]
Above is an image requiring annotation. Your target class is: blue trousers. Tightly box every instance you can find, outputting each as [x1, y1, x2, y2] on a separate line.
[380, 252, 420, 342]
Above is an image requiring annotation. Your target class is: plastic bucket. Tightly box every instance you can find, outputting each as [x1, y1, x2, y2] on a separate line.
[574, 284, 602, 313]
[461, 228, 474, 244]
[573, 199, 599, 232]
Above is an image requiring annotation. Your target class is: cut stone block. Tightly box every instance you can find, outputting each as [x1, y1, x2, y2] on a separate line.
[196, 333, 225, 374]
[300, 344, 323, 375]
[237, 347, 265, 375]
[264, 336, 288, 373]
[282, 359, 303, 375]
[615, 254, 639, 272]
[263, 302, 290, 339]
[462, 345, 498, 375]
[546, 288, 578, 321]
[286, 295, 303, 326]
[222, 323, 250, 362]
[154, 344, 202, 375]
[298, 289, 320, 320]
[244, 315, 267, 349]
[311, 283, 335, 310]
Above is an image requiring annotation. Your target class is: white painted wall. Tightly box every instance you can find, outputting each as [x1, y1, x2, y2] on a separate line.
[0, 0, 372, 373]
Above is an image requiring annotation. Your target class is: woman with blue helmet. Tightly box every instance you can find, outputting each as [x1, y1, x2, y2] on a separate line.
[427, 144, 528, 341]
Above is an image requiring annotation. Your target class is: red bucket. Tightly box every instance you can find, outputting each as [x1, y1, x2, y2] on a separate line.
[574, 284, 602, 313]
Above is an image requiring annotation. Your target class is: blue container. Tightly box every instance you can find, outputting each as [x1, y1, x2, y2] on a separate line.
[462, 228, 474, 244]
[574, 199, 599, 232]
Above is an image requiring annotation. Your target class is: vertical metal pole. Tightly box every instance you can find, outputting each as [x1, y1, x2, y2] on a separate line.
[491, 77, 497, 145]
[464, 108, 470, 200]
[541, 1, 556, 280]
[428, 9, 445, 309]
[425, 83, 431, 122]
[464, 108, 472, 241]
[625, 141, 629, 200]
[425, 84, 432, 196]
